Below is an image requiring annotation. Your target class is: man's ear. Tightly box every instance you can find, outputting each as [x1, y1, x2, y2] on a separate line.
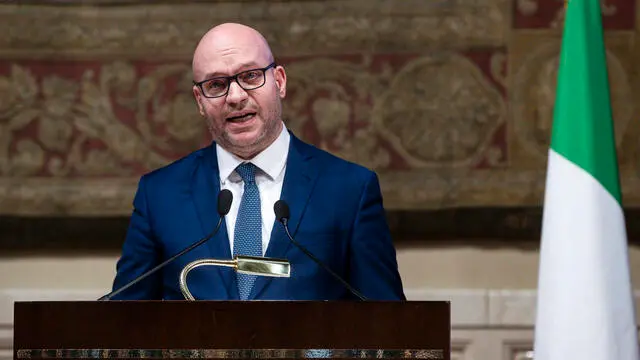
[193, 86, 206, 116]
[274, 65, 287, 98]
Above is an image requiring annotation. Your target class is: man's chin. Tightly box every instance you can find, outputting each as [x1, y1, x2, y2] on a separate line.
[227, 132, 261, 147]
[221, 134, 265, 157]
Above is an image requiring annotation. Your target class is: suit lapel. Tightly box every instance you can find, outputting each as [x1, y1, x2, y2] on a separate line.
[191, 144, 238, 300]
[249, 133, 320, 299]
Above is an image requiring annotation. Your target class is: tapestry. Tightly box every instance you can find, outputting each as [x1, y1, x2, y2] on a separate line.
[0, 0, 637, 216]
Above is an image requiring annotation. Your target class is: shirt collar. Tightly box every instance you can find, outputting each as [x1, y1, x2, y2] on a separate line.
[216, 122, 290, 183]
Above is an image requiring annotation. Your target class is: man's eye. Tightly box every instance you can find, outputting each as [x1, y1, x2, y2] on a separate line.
[206, 80, 226, 89]
[241, 71, 261, 81]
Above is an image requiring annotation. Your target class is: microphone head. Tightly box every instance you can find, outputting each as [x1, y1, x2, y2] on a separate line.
[274, 200, 290, 222]
[217, 189, 233, 216]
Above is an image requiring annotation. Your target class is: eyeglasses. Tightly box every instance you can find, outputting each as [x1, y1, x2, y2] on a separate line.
[194, 62, 277, 98]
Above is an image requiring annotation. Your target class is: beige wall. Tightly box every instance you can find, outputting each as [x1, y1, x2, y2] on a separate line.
[4, 244, 640, 360]
[2, 243, 640, 292]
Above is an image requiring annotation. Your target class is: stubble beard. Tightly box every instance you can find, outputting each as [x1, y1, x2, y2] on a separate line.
[211, 100, 283, 159]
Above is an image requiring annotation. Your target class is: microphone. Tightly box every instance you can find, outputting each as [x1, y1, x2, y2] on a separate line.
[98, 189, 233, 301]
[273, 200, 367, 301]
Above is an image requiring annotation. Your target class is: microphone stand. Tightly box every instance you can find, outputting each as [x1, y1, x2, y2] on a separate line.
[98, 216, 225, 301]
[280, 217, 368, 301]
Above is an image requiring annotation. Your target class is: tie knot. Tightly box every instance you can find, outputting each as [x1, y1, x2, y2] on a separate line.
[236, 162, 257, 184]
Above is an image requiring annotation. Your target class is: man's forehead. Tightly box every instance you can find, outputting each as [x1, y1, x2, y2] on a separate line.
[201, 59, 266, 78]
[193, 26, 272, 78]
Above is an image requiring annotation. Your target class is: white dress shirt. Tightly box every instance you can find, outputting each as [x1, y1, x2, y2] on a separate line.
[216, 123, 290, 256]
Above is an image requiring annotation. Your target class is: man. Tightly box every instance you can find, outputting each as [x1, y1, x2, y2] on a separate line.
[110, 23, 405, 301]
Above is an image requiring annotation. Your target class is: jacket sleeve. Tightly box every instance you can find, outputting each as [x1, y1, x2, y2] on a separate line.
[110, 175, 163, 300]
[348, 171, 406, 300]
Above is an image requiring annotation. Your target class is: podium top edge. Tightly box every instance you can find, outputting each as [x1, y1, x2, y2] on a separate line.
[13, 300, 450, 304]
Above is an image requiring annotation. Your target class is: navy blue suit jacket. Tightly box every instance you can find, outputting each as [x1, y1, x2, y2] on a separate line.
[111, 132, 405, 300]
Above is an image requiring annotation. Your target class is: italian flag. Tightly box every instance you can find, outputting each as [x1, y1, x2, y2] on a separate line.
[533, 0, 639, 359]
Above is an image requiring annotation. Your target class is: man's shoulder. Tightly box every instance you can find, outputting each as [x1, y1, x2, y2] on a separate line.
[140, 145, 211, 186]
[293, 136, 375, 182]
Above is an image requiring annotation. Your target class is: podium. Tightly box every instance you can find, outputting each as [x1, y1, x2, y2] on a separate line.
[13, 301, 450, 359]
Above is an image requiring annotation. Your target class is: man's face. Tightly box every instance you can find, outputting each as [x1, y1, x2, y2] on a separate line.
[192, 33, 287, 159]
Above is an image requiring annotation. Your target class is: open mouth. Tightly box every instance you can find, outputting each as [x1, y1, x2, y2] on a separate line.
[226, 113, 256, 122]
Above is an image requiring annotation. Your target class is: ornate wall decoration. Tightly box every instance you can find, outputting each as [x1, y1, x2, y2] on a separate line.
[282, 57, 394, 172]
[0, 0, 507, 58]
[0, 0, 638, 216]
[511, 39, 634, 162]
[372, 53, 506, 169]
[0, 61, 206, 178]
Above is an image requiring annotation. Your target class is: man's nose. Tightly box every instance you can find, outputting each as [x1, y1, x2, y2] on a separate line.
[226, 81, 249, 105]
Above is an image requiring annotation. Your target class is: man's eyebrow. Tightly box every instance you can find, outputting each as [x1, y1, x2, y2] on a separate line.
[201, 72, 227, 80]
[201, 62, 262, 80]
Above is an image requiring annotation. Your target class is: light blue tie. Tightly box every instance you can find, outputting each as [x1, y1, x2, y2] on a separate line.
[233, 162, 262, 300]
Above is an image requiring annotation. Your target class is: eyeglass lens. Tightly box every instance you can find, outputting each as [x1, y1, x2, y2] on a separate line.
[201, 69, 266, 97]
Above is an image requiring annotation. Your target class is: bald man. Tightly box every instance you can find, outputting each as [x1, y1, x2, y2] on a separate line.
[110, 23, 406, 301]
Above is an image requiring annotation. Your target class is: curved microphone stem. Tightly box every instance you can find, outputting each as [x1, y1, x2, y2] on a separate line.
[282, 219, 368, 301]
[98, 216, 225, 301]
[179, 258, 238, 300]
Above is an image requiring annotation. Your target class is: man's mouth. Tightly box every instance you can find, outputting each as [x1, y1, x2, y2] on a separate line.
[226, 112, 256, 122]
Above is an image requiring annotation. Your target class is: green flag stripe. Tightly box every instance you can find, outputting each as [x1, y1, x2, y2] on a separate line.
[550, 0, 622, 203]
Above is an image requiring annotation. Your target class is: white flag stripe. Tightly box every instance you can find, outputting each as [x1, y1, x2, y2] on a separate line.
[534, 150, 638, 360]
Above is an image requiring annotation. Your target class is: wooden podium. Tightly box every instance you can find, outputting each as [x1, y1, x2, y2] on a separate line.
[13, 301, 450, 360]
